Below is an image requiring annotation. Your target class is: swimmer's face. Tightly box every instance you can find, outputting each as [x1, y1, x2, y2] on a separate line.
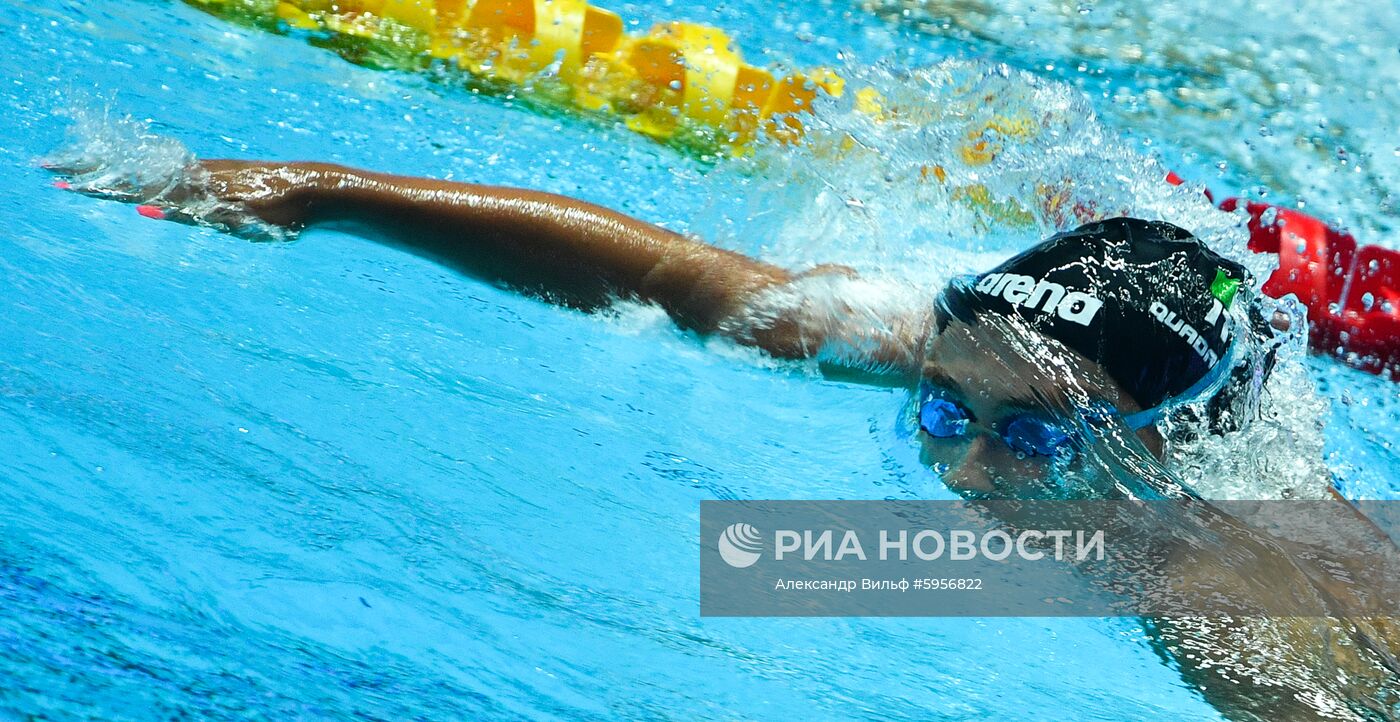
[917, 317, 1163, 497]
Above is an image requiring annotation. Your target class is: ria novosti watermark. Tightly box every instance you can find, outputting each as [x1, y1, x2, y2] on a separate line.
[700, 500, 1400, 617]
[721, 523, 1106, 565]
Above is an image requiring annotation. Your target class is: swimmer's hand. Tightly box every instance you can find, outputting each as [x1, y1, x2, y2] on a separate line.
[45, 156, 317, 235]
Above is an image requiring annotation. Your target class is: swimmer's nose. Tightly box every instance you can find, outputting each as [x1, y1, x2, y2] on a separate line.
[940, 435, 1001, 493]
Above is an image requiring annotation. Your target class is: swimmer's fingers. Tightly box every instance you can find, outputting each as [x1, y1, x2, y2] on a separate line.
[48, 164, 199, 205]
[130, 202, 293, 241]
[39, 154, 107, 177]
[42, 154, 294, 238]
[57, 181, 154, 202]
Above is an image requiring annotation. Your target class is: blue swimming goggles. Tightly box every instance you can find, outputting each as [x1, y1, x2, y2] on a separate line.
[916, 385, 1083, 460]
[915, 339, 1239, 459]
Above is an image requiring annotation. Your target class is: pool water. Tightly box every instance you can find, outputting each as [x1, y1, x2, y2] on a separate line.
[1, 0, 1397, 719]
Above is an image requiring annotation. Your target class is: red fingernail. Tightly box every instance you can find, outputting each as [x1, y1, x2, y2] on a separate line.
[136, 205, 167, 220]
[54, 180, 72, 190]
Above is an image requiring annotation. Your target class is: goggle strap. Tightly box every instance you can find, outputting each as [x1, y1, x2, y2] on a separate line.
[1119, 340, 1239, 430]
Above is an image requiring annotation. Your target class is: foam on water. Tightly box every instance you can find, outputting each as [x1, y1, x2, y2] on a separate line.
[861, 0, 1400, 240]
[696, 60, 1247, 272]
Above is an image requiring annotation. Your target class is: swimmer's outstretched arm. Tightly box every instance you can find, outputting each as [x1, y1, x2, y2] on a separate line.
[152, 160, 925, 376]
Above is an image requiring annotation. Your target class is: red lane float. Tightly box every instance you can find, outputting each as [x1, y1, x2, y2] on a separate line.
[1234, 201, 1400, 377]
[1166, 172, 1400, 379]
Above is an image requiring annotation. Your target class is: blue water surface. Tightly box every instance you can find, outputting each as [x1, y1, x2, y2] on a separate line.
[1, 0, 1397, 719]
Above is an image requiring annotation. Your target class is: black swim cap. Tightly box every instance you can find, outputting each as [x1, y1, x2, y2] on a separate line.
[939, 217, 1250, 414]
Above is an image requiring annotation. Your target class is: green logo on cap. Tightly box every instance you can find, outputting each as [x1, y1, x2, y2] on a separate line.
[1210, 268, 1241, 308]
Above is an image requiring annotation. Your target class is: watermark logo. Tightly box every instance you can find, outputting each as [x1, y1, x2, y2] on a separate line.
[702, 500, 1400, 617]
[718, 523, 763, 568]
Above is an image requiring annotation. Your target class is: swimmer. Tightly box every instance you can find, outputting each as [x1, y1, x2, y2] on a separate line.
[108, 160, 1268, 489]
[52, 158, 1400, 720]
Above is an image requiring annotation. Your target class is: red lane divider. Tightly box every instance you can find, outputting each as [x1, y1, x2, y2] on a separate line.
[1167, 172, 1399, 379]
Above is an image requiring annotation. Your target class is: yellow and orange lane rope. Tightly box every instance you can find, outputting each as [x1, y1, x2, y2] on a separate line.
[187, 0, 848, 152]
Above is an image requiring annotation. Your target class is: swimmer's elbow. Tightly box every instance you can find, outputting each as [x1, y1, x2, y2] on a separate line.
[707, 263, 855, 356]
[729, 312, 829, 360]
[637, 248, 919, 374]
[639, 249, 790, 329]
[718, 269, 930, 377]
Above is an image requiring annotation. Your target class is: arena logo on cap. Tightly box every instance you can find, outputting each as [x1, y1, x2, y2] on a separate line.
[974, 273, 1104, 326]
